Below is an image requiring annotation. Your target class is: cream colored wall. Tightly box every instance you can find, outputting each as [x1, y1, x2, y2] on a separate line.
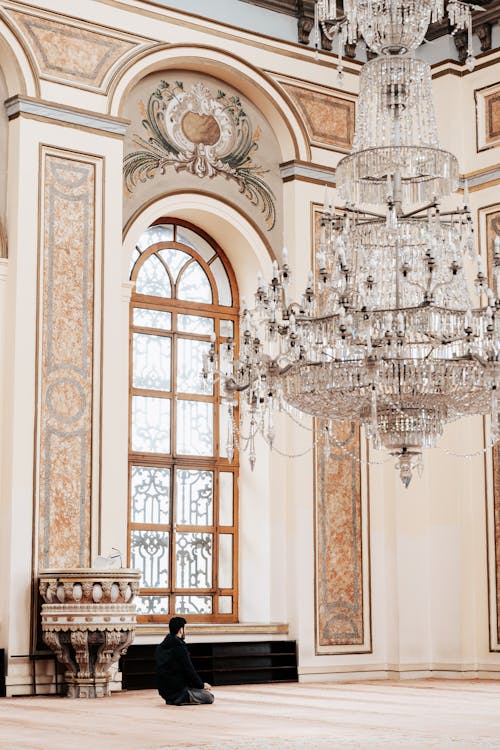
[0, 111, 127, 694]
[0, 0, 499, 695]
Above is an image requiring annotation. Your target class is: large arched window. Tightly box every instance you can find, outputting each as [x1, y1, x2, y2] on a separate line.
[128, 219, 239, 623]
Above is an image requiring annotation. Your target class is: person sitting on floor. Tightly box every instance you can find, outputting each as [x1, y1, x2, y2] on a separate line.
[155, 616, 214, 706]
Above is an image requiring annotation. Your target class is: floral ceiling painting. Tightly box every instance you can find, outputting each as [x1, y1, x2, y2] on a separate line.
[123, 72, 281, 236]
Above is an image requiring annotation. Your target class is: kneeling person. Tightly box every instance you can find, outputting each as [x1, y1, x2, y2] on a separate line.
[156, 616, 214, 705]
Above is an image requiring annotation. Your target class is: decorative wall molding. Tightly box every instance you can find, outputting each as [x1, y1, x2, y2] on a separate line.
[279, 162, 500, 192]
[4, 5, 154, 93]
[298, 662, 500, 677]
[484, 203, 500, 652]
[475, 82, 500, 152]
[277, 164, 500, 198]
[460, 166, 500, 192]
[282, 83, 355, 152]
[5, 95, 129, 136]
[240, 0, 298, 14]
[280, 160, 336, 186]
[312, 205, 371, 654]
[0, 220, 7, 258]
[36, 150, 100, 570]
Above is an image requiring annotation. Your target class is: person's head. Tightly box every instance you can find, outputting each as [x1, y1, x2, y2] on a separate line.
[168, 616, 187, 639]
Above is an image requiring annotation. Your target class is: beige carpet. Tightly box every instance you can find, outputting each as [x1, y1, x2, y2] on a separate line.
[1, 679, 500, 749]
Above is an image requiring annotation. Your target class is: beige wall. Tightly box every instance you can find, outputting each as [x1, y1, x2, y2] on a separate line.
[0, 0, 499, 695]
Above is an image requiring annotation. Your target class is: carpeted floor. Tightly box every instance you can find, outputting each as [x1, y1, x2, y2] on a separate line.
[1, 679, 500, 750]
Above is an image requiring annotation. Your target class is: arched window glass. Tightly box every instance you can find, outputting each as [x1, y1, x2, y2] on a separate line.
[135, 255, 172, 297]
[177, 261, 212, 303]
[128, 220, 238, 623]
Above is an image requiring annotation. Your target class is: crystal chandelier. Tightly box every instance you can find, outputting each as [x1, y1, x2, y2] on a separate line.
[203, 0, 500, 486]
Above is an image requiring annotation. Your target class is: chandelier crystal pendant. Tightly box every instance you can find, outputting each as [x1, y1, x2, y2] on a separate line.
[336, 54, 459, 206]
[203, 0, 500, 486]
[314, 1, 483, 72]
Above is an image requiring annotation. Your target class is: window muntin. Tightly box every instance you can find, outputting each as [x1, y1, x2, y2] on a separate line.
[128, 220, 238, 623]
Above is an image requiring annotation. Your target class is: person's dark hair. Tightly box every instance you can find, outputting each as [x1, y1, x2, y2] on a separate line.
[168, 616, 187, 635]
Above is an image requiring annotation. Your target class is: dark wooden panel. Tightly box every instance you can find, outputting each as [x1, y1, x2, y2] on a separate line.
[120, 640, 298, 691]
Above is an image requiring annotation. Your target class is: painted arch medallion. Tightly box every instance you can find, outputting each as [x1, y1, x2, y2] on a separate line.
[123, 72, 282, 240]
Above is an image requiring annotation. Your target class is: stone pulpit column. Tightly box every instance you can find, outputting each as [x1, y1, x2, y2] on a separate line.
[39, 569, 141, 698]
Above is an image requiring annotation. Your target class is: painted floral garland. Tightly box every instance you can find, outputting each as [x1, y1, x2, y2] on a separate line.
[124, 80, 276, 230]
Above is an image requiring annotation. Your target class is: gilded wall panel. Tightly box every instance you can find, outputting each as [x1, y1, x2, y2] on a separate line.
[486, 206, 500, 649]
[312, 206, 371, 653]
[38, 153, 95, 570]
[8, 9, 138, 89]
[283, 83, 355, 151]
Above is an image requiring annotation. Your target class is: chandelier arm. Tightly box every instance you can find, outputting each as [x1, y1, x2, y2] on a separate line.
[429, 274, 458, 299]
[344, 206, 387, 220]
[224, 378, 252, 394]
[401, 277, 427, 294]
[435, 209, 471, 219]
[424, 332, 465, 346]
[400, 201, 439, 219]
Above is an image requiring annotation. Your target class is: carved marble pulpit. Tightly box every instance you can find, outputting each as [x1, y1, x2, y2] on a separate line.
[39, 569, 141, 698]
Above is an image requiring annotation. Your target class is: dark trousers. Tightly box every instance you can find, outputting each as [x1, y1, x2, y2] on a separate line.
[181, 687, 214, 704]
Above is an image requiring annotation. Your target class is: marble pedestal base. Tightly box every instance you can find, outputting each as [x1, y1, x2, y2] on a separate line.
[39, 569, 141, 698]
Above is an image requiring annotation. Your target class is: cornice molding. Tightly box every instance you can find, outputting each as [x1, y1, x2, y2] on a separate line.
[239, 0, 297, 15]
[461, 165, 500, 191]
[4, 95, 129, 136]
[280, 160, 500, 192]
[280, 159, 337, 185]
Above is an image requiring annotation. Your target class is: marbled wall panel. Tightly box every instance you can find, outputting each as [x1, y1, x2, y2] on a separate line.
[315, 422, 366, 647]
[38, 153, 95, 570]
[8, 9, 137, 89]
[312, 207, 371, 653]
[486, 207, 500, 647]
[283, 84, 355, 151]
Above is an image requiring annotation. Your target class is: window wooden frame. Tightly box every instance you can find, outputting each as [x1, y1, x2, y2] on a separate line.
[128, 219, 239, 624]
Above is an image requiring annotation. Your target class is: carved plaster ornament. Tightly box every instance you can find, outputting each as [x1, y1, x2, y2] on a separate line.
[124, 80, 276, 229]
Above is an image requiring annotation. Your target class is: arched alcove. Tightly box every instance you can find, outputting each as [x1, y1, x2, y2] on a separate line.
[121, 192, 285, 626]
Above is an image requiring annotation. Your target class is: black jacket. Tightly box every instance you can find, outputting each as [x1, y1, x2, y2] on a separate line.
[155, 633, 204, 704]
